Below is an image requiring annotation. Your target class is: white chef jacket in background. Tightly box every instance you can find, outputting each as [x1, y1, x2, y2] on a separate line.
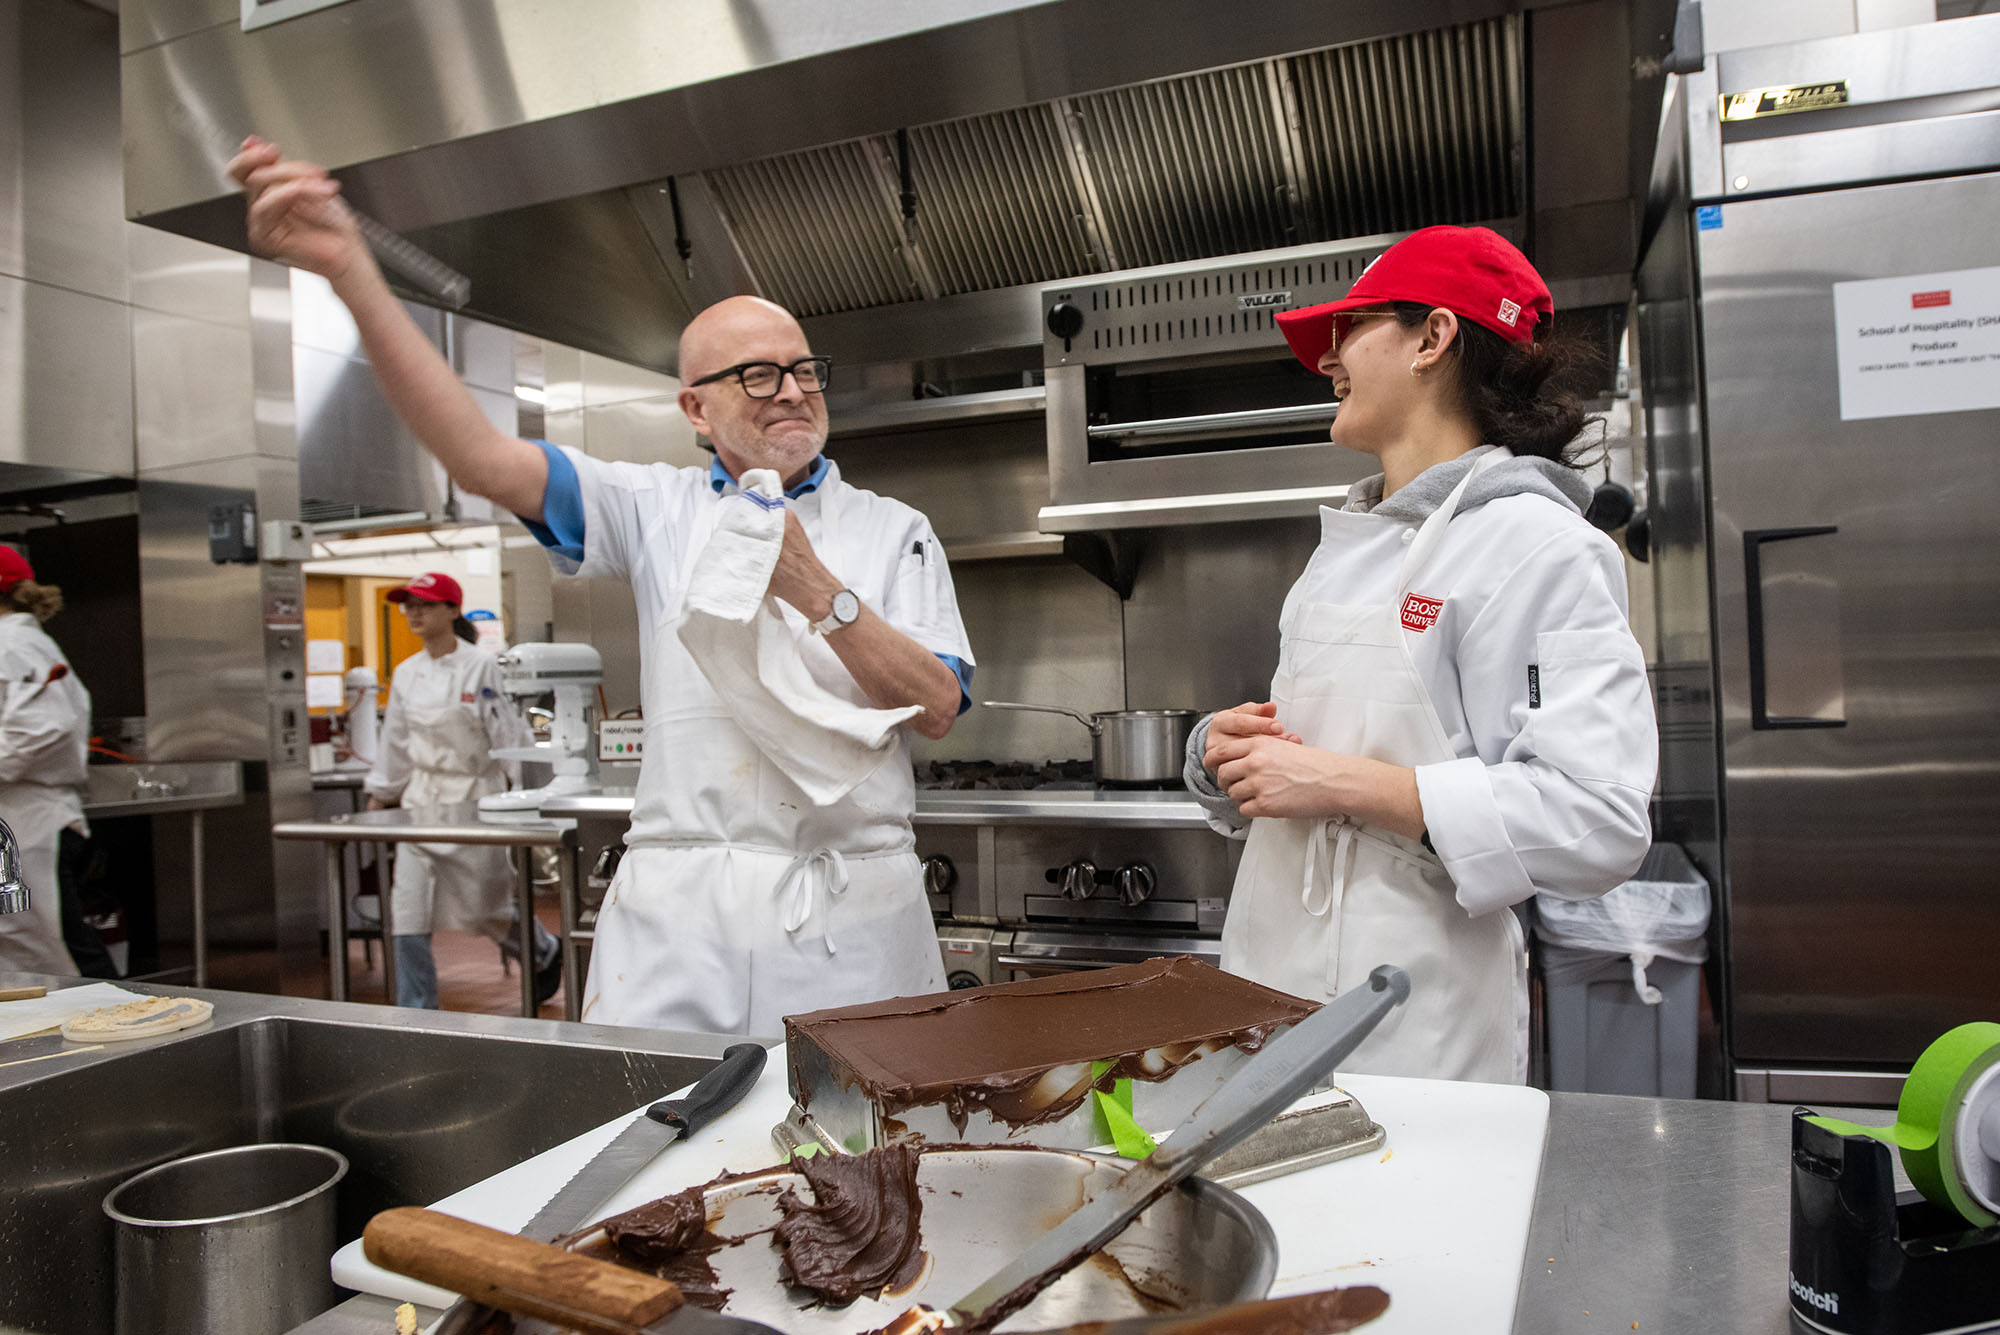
[525, 445, 974, 1035]
[0, 612, 91, 976]
[365, 644, 531, 938]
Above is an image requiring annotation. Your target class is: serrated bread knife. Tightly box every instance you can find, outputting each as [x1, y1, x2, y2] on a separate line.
[430, 1041, 767, 1335]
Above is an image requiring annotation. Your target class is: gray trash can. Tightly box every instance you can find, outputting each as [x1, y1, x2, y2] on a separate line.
[1534, 843, 1710, 1098]
[103, 1142, 348, 1335]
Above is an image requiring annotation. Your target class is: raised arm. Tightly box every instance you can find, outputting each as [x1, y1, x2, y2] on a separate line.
[228, 137, 549, 521]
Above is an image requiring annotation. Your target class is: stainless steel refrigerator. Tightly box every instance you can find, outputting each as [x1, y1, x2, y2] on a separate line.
[1640, 15, 2000, 1103]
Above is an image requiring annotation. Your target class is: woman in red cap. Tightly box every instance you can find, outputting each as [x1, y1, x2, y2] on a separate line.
[1187, 226, 1656, 1083]
[0, 547, 114, 979]
[364, 572, 557, 1009]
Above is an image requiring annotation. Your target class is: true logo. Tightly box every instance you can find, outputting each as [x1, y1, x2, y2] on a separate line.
[1401, 593, 1443, 632]
[1790, 1275, 1839, 1316]
[1497, 298, 1522, 327]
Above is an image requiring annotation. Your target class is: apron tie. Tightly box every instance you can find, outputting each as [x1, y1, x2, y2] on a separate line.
[1299, 817, 1358, 918]
[776, 846, 850, 955]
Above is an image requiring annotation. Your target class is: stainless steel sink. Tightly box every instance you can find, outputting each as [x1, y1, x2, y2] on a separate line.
[82, 762, 244, 818]
[0, 997, 728, 1335]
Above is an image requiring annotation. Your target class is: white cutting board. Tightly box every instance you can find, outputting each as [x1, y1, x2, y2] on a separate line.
[333, 1051, 1547, 1335]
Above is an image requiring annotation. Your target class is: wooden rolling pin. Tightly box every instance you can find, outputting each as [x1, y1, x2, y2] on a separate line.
[0, 986, 47, 1002]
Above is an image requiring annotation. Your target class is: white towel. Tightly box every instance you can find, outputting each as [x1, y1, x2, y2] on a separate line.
[676, 469, 921, 805]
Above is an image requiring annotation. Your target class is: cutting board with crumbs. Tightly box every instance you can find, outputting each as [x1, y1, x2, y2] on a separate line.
[332, 1055, 1547, 1335]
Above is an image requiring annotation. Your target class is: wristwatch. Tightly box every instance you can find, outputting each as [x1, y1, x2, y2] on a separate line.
[812, 588, 861, 635]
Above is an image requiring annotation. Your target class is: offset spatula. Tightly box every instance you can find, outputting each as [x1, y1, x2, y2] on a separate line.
[885, 964, 1412, 1334]
[432, 1043, 767, 1335]
[363, 1210, 1393, 1335]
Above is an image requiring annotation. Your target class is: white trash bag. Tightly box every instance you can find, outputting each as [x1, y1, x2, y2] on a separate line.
[1535, 842, 1710, 1005]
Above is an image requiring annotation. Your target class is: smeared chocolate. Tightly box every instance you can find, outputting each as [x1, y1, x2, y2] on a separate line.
[773, 1145, 926, 1305]
[786, 957, 1317, 1133]
[583, 1184, 733, 1311]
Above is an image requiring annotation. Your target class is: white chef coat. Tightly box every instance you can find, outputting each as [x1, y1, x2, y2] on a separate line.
[0, 612, 91, 976]
[1204, 447, 1656, 1079]
[365, 643, 530, 937]
[526, 445, 973, 1035]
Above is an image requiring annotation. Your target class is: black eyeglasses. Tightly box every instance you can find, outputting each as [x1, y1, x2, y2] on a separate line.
[689, 356, 833, 398]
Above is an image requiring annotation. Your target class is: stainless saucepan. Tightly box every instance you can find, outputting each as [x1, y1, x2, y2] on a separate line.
[981, 702, 1198, 786]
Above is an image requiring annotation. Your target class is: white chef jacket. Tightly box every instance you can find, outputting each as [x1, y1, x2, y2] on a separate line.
[365, 643, 530, 937]
[528, 447, 974, 852]
[1203, 455, 1657, 918]
[522, 444, 973, 1033]
[0, 612, 91, 976]
[364, 644, 525, 807]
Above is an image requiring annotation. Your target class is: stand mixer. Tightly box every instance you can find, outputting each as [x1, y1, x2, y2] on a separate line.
[477, 642, 604, 822]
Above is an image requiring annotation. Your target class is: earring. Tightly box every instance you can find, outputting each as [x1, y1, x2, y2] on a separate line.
[1410, 359, 1424, 377]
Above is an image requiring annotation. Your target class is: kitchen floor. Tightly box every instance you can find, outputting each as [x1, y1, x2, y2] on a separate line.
[337, 901, 567, 1019]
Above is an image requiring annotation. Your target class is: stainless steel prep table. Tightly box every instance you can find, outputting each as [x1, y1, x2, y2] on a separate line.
[272, 805, 573, 1018]
[83, 762, 245, 988]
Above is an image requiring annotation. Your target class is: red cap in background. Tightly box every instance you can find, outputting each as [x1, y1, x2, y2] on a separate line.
[386, 572, 463, 606]
[1275, 225, 1553, 372]
[0, 547, 34, 594]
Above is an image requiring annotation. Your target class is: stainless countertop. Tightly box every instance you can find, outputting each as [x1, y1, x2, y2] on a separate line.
[272, 803, 572, 846]
[541, 786, 1220, 829]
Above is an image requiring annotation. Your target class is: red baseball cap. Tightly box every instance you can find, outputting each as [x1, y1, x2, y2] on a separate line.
[1275, 225, 1553, 371]
[0, 548, 33, 594]
[386, 572, 463, 606]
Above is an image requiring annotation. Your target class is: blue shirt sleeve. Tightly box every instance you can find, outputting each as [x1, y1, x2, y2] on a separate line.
[936, 653, 973, 716]
[518, 439, 586, 563]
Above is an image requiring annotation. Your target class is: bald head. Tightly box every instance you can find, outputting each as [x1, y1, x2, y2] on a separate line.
[677, 295, 828, 487]
[679, 295, 807, 384]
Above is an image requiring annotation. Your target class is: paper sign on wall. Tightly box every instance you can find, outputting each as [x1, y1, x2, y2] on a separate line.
[1833, 266, 2000, 421]
[305, 674, 346, 709]
[305, 638, 346, 673]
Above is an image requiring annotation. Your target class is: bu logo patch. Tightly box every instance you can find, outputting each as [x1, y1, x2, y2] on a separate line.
[1496, 297, 1522, 327]
[1401, 593, 1443, 631]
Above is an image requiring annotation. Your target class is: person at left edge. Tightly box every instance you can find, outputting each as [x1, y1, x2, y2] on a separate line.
[231, 138, 971, 1035]
[365, 571, 559, 1010]
[0, 547, 116, 978]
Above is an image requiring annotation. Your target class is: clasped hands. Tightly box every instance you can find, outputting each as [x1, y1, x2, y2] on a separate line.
[1204, 702, 1425, 838]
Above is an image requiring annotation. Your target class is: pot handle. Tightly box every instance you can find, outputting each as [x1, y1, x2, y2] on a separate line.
[980, 701, 1100, 733]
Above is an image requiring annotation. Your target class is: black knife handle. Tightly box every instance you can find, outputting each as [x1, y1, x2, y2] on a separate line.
[645, 1042, 766, 1138]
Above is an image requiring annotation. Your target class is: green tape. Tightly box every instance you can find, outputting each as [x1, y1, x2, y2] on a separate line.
[1090, 1062, 1157, 1159]
[1095, 1088, 1158, 1160]
[1806, 1020, 2000, 1228]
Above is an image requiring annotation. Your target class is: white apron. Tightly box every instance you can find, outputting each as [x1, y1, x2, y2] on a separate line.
[391, 673, 513, 939]
[1222, 455, 1528, 1083]
[0, 781, 83, 977]
[581, 487, 945, 1036]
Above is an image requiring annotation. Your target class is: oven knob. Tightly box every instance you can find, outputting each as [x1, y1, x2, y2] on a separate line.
[1114, 862, 1156, 907]
[1047, 301, 1084, 354]
[947, 971, 984, 990]
[922, 855, 957, 897]
[1059, 859, 1098, 901]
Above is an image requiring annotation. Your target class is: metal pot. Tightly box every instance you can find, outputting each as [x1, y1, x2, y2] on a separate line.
[981, 702, 1198, 785]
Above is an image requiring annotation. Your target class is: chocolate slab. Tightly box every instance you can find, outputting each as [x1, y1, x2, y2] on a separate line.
[784, 957, 1317, 1134]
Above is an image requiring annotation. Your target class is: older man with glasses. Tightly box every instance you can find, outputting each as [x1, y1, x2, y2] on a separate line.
[231, 138, 973, 1035]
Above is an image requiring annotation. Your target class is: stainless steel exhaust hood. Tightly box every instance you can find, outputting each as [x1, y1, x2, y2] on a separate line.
[122, 0, 1678, 376]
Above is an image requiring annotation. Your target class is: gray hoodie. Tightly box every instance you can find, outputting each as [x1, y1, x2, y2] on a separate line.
[1183, 445, 1591, 833]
